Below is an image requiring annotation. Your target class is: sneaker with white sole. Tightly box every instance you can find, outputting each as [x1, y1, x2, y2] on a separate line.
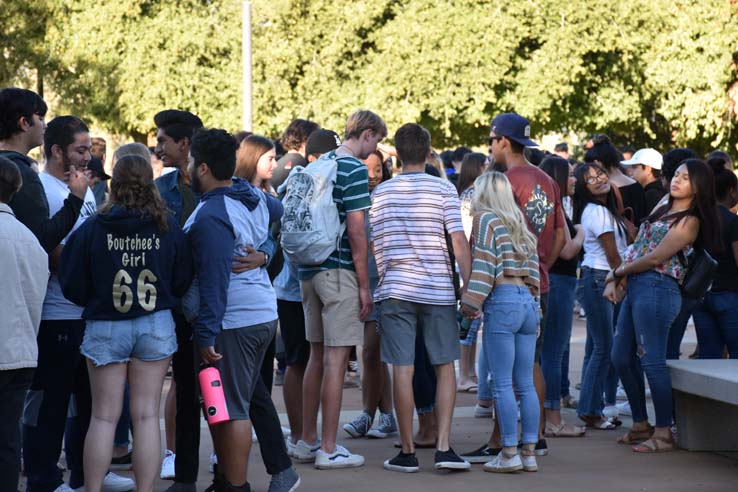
[160, 449, 175, 479]
[521, 454, 538, 472]
[343, 411, 373, 438]
[603, 405, 619, 419]
[292, 439, 321, 463]
[383, 451, 419, 473]
[483, 452, 523, 473]
[286, 439, 296, 457]
[367, 412, 397, 438]
[315, 444, 365, 469]
[434, 448, 471, 470]
[616, 401, 632, 416]
[268, 466, 300, 492]
[616, 385, 628, 400]
[209, 451, 218, 473]
[103, 472, 135, 492]
[54, 485, 75, 492]
[474, 404, 494, 418]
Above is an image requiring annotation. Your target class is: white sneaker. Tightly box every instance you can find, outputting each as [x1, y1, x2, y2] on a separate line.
[286, 439, 297, 457]
[315, 444, 365, 469]
[292, 439, 321, 463]
[160, 449, 175, 479]
[103, 472, 135, 492]
[521, 454, 538, 472]
[603, 405, 619, 419]
[281, 426, 292, 439]
[616, 401, 632, 416]
[209, 451, 218, 474]
[53, 485, 75, 492]
[483, 452, 523, 473]
[474, 404, 494, 418]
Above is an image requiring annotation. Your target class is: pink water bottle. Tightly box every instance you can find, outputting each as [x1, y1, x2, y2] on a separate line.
[199, 366, 230, 425]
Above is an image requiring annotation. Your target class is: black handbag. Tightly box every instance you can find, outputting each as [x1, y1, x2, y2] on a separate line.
[677, 248, 718, 299]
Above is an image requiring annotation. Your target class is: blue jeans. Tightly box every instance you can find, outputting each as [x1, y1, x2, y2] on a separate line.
[541, 273, 577, 410]
[666, 297, 699, 359]
[561, 344, 571, 398]
[482, 285, 540, 447]
[578, 268, 614, 418]
[693, 291, 738, 359]
[477, 325, 493, 401]
[612, 272, 681, 427]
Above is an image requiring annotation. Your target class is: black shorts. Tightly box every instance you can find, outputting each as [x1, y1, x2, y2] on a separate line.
[214, 321, 276, 420]
[277, 300, 310, 367]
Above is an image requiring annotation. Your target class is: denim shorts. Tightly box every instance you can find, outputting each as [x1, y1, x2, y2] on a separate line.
[82, 310, 177, 366]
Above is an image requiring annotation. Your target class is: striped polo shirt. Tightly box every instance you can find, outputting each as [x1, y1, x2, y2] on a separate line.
[298, 153, 371, 280]
[369, 172, 464, 306]
[461, 211, 540, 310]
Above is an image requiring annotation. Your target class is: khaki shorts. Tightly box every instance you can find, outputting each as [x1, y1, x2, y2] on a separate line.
[300, 269, 364, 347]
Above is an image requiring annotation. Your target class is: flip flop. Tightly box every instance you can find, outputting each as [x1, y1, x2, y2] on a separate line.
[457, 383, 478, 393]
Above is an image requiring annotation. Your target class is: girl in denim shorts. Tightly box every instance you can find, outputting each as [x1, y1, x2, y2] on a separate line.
[59, 154, 193, 492]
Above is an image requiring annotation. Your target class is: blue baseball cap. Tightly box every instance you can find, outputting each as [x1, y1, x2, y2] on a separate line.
[490, 113, 538, 148]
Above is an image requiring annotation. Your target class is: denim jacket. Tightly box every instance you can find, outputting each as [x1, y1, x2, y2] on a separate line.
[155, 169, 185, 224]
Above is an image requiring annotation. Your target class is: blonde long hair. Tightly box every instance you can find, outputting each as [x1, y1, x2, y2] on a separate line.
[471, 171, 537, 257]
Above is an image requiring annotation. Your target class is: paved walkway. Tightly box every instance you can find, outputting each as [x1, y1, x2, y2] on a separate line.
[27, 319, 738, 491]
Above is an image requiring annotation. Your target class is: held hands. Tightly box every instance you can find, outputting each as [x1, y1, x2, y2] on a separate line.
[603, 281, 626, 304]
[460, 302, 480, 320]
[200, 346, 222, 364]
[232, 246, 266, 274]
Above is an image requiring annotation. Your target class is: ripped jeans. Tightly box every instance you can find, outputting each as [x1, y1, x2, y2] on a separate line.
[611, 271, 681, 428]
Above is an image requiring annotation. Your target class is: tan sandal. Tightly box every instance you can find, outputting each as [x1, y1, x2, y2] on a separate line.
[632, 435, 675, 453]
[616, 426, 654, 445]
[545, 421, 586, 437]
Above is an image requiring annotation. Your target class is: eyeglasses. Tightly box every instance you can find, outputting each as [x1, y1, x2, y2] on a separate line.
[487, 136, 503, 145]
[584, 171, 608, 185]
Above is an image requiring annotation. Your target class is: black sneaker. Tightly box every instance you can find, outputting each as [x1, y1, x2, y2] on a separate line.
[459, 444, 503, 464]
[383, 451, 419, 473]
[518, 439, 548, 456]
[434, 448, 471, 470]
[110, 451, 132, 471]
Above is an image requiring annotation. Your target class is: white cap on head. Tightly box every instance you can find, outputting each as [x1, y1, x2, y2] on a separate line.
[620, 148, 663, 170]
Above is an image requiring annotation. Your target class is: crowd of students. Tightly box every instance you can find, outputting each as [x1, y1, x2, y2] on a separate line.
[1, 85, 736, 492]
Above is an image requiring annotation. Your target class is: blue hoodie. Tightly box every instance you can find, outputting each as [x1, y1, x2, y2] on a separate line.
[184, 178, 283, 348]
[59, 206, 194, 320]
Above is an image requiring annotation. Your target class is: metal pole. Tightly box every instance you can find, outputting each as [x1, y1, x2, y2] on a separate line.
[242, 0, 253, 132]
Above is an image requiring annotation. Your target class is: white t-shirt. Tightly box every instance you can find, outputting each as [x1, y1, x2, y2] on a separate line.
[369, 172, 464, 306]
[39, 172, 97, 320]
[581, 203, 628, 271]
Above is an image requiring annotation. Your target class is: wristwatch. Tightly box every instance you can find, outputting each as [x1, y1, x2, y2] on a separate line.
[263, 252, 270, 266]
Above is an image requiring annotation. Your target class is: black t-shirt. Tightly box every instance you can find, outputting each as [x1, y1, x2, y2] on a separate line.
[550, 216, 579, 277]
[711, 206, 738, 292]
[643, 180, 667, 214]
[618, 181, 648, 225]
[272, 152, 307, 189]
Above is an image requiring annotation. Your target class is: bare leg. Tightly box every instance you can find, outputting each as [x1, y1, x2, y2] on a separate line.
[211, 419, 252, 486]
[459, 345, 473, 387]
[468, 342, 478, 382]
[84, 360, 127, 492]
[414, 411, 437, 445]
[392, 364, 415, 454]
[378, 363, 393, 413]
[433, 362, 457, 451]
[361, 322, 383, 415]
[487, 415, 502, 448]
[320, 346, 350, 452]
[300, 342, 324, 444]
[283, 363, 305, 444]
[128, 357, 170, 492]
[164, 378, 176, 452]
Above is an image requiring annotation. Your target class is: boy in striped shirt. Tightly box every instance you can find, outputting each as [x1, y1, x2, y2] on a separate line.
[294, 110, 387, 469]
[370, 123, 472, 473]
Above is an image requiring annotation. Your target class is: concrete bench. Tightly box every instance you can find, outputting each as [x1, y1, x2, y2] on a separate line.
[667, 359, 738, 451]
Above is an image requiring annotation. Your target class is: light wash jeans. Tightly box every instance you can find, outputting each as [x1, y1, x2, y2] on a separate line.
[612, 272, 681, 427]
[482, 285, 540, 447]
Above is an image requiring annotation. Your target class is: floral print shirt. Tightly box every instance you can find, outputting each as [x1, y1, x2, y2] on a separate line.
[622, 219, 692, 281]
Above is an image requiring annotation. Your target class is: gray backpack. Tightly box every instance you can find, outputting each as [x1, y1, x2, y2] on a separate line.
[280, 150, 346, 265]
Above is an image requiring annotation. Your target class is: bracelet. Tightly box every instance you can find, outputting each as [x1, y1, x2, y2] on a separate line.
[613, 265, 625, 279]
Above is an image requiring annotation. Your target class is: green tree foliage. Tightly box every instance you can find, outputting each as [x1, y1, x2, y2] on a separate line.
[1, 0, 736, 153]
